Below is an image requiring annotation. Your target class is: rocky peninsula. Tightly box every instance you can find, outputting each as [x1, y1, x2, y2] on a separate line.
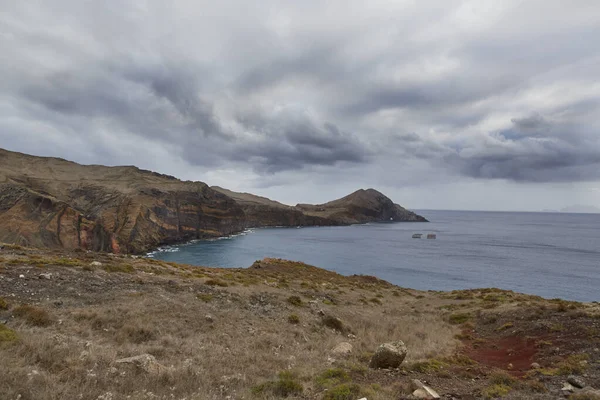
[0, 148, 426, 254]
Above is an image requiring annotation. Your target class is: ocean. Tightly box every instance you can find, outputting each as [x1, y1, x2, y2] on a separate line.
[149, 210, 600, 302]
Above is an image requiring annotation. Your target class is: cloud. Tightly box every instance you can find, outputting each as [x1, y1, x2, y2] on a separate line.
[1, 0, 600, 208]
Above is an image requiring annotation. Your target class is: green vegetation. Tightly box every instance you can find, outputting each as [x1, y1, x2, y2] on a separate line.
[482, 384, 511, 399]
[196, 293, 214, 302]
[316, 368, 350, 387]
[488, 371, 516, 386]
[323, 383, 362, 400]
[286, 295, 303, 307]
[322, 315, 345, 332]
[0, 296, 8, 310]
[0, 324, 18, 343]
[103, 264, 135, 273]
[448, 312, 471, 325]
[251, 371, 303, 397]
[288, 314, 300, 324]
[407, 359, 447, 373]
[205, 278, 228, 287]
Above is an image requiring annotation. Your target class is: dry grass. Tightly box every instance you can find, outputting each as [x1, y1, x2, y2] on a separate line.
[0, 253, 463, 400]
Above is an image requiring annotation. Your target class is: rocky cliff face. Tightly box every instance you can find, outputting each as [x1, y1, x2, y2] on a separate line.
[0, 149, 426, 253]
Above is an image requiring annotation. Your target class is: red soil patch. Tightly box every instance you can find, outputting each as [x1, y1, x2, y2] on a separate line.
[465, 336, 538, 376]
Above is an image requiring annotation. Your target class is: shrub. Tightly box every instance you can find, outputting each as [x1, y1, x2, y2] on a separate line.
[316, 368, 350, 387]
[287, 295, 303, 307]
[323, 383, 361, 400]
[482, 384, 511, 399]
[205, 278, 228, 287]
[448, 313, 471, 325]
[489, 371, 516, 386]
[288, 314, 300, 324]
[0, 324, 18, 343]
[197, 293, 214, 302]
[13, 304, 53, 326]
[0, 297, 8, 310]
[103, 264, 134, 273]
[251, 371, 303, 397]
[408, 359, 447, 373]
[322, 315, 345, 332]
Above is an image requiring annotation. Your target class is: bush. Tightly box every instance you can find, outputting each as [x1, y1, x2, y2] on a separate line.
[205, 278, 228, 287]
[251, 371, 303, 397]
[489, 371, 516, 386]
[286, 295, 303, 306]
[323, 383, 361, 400]
[288, 314, 300, 324]
[322, 315, 345, 332]
[316, 368, 350, 387]
[197, 293, 213, 302]
[13, 304, 53, 326]
[0, 324, 18, 343]
[482, 384, 511, 399]
[0, 296, 8, 310]
[448, 313, 471, 325]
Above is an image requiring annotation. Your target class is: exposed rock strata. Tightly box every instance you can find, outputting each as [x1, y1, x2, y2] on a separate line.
[0, 148, 426, 253]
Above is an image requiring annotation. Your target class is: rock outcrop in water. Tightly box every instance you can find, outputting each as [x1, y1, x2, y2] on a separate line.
[0, 148, 427, 253]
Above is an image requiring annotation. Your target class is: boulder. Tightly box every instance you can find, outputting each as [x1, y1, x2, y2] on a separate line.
[567, 375, 586, 389]
[369, 341, 407, 369]
[331, 342, 353, 357]
[115, 354, 166, 374]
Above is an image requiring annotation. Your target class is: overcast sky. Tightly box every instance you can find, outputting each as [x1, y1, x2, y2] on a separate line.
[1, 1, 600, 211]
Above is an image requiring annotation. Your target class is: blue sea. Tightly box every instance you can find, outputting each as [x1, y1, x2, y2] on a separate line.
[149, 210, 600, 302]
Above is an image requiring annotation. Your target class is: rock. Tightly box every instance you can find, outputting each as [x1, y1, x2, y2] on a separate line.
[331, 342, 353, 357]
[369, 341, 408, 369]
[567, 375, 586, 389]
[507, 363, 513, 370]
[561, 382, 576, 395]
[19, 274, 25, 279]
[38, 273, 52, 280]
[530, 362, 541, 369]
[205, 314, 214, 323]
[411, 380, 440, 399]
[90, 261, 102, 267]
[115, 354, 166, 374]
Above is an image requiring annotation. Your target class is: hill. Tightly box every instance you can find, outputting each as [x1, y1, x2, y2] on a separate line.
[0, 148, 426, 253]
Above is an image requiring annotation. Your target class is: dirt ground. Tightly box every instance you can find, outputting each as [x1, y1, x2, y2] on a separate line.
[0, 244, 599, 400]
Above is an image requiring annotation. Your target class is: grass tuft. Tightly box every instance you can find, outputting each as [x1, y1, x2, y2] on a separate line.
[13, 304, 53, 326]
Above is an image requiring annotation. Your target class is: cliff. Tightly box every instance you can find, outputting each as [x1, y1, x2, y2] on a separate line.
[0, 148, 426, 253]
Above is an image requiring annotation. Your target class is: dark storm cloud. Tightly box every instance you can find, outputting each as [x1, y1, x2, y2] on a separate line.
[230, 112, 369, 173]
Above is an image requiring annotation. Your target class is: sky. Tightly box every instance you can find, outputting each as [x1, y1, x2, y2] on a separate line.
[1, 0, 600, 211]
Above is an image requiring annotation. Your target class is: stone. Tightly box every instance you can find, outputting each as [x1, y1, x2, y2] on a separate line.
[19, 274, 25, 279]
[331, 342, 353, 357]
[90, 261, 102, 267]
[530, 362, 541, 369]
[369, 341, 408, 369]
[115, 354, 166, 374]
[205, 314, 214, 323]
[567, 375, 586, 389]
[38, 273, 52, 280]
[561, 382, 576, 395]
[411, 380, 440, 399]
